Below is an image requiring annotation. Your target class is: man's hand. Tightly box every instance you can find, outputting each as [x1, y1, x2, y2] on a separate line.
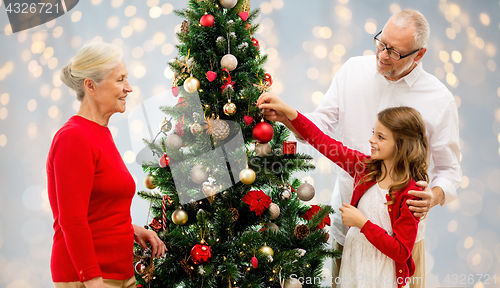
[133, 224, 167, 259]
[407, 181, 444, 218]
[339, 203, 367, 229]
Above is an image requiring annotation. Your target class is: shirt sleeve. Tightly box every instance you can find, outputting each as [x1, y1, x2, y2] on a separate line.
[360, 193, 420, 263]
[429, 99, 462, 205]
[290, 112, 368, 178]
[294, 60, 345, 142]
[52, 128, 102, 281]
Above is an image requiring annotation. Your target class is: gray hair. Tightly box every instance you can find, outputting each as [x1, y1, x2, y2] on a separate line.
[60, 42, 123, 101]
[389, 9, 430, 49]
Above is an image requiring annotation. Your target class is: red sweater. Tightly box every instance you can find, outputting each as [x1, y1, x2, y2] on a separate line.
[47, 116, 136, 282]
[290, 112, 420, 288]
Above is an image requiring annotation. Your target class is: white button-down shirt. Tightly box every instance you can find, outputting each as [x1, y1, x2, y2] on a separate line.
[302, 55, 461, 245]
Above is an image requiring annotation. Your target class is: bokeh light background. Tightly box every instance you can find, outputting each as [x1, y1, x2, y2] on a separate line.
[0, 0, 499, 287]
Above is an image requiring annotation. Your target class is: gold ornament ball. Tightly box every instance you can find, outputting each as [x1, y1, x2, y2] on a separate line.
[221, 54, 238, 71]
[268, 203, 280, 220]
[239, 168, 256, 185]
[160, 118, 172, 133]
[172, 208, 188, 225]
[190, 123, 203, 135]
[223, 101, 237, 116]
[143, 174, 156, 189]
[219, 0, 237, 9]
[208, 118, 230, 141]
[297, 181, 315, 201]
[258, 244, 274, 257]
[255, 143, 272, 157]
[234, 0, 251, 13]
[183, 76, 200, 93]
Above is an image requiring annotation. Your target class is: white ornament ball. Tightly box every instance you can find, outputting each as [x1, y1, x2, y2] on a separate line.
[255, 143, 272, 157]
[191, 164, 209, 184]
[165, 134, 183, 150]
[221, 54, 238, 71]
[268, 203, 280, 220]
[297, 181, 315, 201]
[219, 0, 237, 9]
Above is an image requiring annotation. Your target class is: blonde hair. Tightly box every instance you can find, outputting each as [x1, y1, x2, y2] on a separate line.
[60, 42, 123, 101]
[389, 9, 430, 49]
[359, 106, 429, 204]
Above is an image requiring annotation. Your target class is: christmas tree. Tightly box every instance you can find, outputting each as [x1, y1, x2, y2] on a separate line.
[135, 0, 340, 287]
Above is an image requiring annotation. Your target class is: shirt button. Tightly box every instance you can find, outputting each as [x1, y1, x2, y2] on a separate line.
[399, 269, 402, 273]
[80, 271, 83, 274]
[389, 208, 392, 211]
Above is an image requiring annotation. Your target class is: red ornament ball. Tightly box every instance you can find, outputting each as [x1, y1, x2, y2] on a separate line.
[252, 122, 274, 143]
[264, 73, 273, 87]
[191, 244, 212, 264]
[134, 262, 146, 274]
[251, 256, 258, 268]
[159, 153, 170, 168]
[251, 38, 260, 51]
[200, 14, 214, 27]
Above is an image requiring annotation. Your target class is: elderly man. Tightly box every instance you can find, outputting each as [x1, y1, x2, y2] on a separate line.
[263, 10, 461, 288]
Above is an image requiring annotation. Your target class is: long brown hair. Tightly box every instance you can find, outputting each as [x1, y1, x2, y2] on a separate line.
[359, 106, 429, 204]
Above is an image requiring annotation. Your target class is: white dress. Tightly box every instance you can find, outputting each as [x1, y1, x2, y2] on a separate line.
[337, 183, 401, 288]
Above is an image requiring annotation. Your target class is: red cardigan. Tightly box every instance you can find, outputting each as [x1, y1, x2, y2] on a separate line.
[290, 112, 420, 288]
[46, 116, 136, 282]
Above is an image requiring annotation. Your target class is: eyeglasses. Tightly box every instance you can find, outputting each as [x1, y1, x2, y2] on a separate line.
[373, 31, 421, 61]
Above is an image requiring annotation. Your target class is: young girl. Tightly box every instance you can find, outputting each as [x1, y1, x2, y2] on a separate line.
[257, 93, 428, 288]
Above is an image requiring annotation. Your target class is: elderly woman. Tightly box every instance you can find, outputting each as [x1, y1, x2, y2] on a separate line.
[47, 42, 166, 288]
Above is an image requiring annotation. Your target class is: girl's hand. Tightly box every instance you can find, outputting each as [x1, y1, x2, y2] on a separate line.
[257, 92, 298, 121]
[83, 277, 105, 288]
[133, 224, 167, 259]
[338, 203, 368, 229]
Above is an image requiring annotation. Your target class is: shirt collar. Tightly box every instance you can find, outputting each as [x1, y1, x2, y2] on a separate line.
[378, 61, 423, 87]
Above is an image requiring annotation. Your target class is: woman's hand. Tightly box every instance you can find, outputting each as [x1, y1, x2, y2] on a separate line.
[83, 277, 105, 288]
[257, 92, 298, 121]
[133, 224, 167, 259]
[339, 203, 368, 229]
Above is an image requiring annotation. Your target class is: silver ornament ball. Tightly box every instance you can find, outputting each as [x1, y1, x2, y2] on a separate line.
[255, 143, 272, 157]
[284, 279, 303, 288]
[297, 181, 315, 201]
[165, 133, 183, 150]
[219, 0, 237, 9]
[191, 164, 209, 184]
[281, 188, 292, 200]
[221, 54, 238, 71]
[268, 203, 280, 220]
[264, 222, 279, 233]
